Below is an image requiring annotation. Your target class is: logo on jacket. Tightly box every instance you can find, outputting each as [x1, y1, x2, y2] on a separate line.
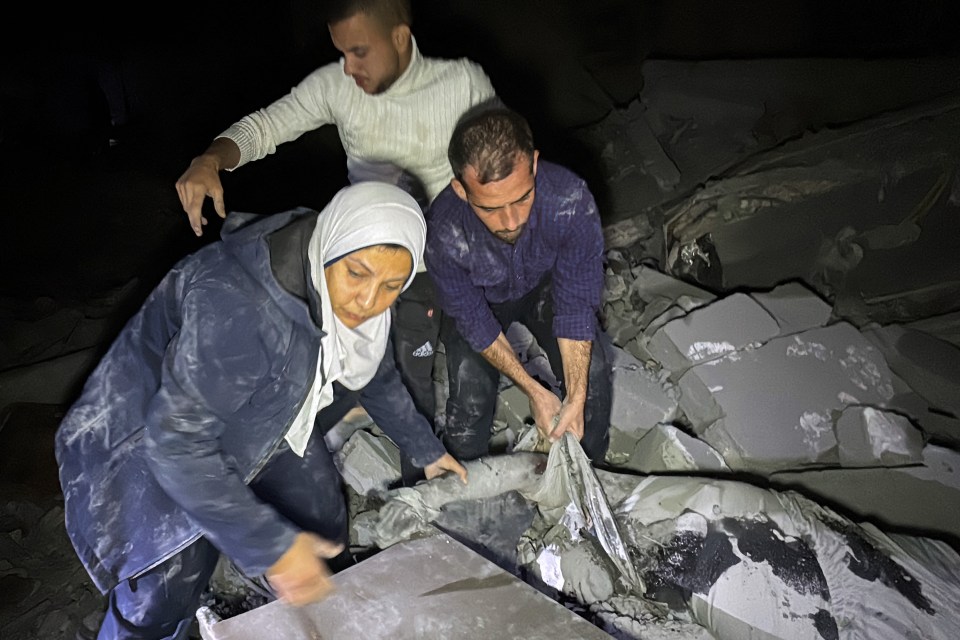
[412, 341, 434, 357]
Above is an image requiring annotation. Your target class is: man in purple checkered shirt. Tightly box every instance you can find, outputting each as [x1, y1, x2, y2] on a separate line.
[425, 106, 612, 462]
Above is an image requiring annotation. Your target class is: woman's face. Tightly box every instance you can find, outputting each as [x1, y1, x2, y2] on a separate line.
[324, 245, 412, 329]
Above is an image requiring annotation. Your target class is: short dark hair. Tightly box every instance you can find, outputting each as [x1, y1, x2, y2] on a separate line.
[448, 105, 535, 185]
[326, 0, 412, 31]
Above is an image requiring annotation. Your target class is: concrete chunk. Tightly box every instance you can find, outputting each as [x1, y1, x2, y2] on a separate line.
[750, 280, 833, 336]
[622, 424, 729, 473]
[495, 384, 532, 431]
[647, 292, 780, 374]
[679, 322, 912, 471]
[608, 345, 679, 437]
[336, 430, 401, 496]
[835, 406, 925, 467]
[864, 324, 960, 422]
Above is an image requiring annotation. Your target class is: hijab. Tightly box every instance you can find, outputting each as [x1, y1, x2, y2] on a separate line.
[285, 182, 425, 456]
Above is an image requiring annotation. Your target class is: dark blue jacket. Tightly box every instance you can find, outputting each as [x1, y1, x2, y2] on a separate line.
[55, 207, 446, 593]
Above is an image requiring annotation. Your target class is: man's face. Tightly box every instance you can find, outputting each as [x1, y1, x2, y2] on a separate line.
[329, 12, 408, 95]
[324, 245, 412, 329]
[452, 151, 539, 245]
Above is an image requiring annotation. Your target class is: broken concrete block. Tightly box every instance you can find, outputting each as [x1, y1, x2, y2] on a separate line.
[646, 292, 780, 374]
[602, 309, 645, 346]
[608, 345, 679, 437]
[627, 265, 715, 310]
[602, 273, 628, 303]
[336, 430, 401, 496]
[864, 324, 960, 422]
[495, 385, 532, 431]
[679, 322, 912, 471]
[621, 423, 729, 473]
[903, 443, 960, 491]
[750, 280, 833, 336]
[835, 406, 925, 467]
[771, 443, 960, 544]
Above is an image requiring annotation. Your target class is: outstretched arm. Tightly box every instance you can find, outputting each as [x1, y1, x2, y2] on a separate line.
[175, 137, 241, 237]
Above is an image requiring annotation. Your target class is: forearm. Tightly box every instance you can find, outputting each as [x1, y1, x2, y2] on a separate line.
[194, 137, 241, 172]
[558, 337, 592, 406]
[479, 332, 543, 397]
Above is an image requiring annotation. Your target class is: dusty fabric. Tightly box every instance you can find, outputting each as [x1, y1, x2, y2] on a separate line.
[371, 437, 960, 639]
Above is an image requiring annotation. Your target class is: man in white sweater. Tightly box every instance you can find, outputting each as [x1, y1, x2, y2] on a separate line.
[175, 0, 498, 482]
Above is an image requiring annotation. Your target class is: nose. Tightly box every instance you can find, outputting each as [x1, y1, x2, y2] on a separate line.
[343, 55, 358, 77]
[499, 206, 521, 231]
[356, 282, 379, 311]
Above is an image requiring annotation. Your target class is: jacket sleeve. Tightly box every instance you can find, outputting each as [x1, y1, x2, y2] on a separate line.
[359, 336, 448, 467]
[144, 285, 298, 577]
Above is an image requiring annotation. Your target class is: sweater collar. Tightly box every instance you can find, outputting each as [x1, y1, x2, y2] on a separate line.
[382, 35, 422, 98]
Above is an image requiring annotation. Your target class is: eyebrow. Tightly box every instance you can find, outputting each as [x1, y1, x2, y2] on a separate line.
[346, 254, 408, 282]
[471, 185, 535, 212]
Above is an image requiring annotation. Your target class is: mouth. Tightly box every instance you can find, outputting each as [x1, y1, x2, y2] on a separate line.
[341, 310, 365, 325]
[495, 227, 523, 243]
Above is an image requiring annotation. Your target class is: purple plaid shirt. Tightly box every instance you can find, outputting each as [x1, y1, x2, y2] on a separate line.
[425, 160, 604, 352]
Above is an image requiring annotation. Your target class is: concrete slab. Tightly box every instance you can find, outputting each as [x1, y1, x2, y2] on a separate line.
[197, 531, 614, 640]
[607, 345, 679, 437]
[335, 430, 401, 496]
[770, 444, 960, 546]
[647, 292, 780, 374]
[678, 322, 920, 471]
[622, 424, 729, 473]
[749, 280, 833, 336]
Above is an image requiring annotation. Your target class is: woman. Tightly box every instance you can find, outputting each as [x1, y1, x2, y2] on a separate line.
[56, 182, 466, 639]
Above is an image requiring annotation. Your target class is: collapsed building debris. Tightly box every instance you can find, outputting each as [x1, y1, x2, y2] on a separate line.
[363, 435, 960, 640]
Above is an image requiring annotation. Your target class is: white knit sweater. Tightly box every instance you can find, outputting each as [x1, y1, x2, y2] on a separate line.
[220, 36, 496, 209]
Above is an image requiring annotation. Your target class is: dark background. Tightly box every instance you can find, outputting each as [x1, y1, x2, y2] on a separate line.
[3, 0, 960, 301]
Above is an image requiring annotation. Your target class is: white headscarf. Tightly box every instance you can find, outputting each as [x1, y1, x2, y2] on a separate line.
[285, 182, 425, 456]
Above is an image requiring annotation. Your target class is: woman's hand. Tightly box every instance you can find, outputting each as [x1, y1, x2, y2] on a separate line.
[424, 453, 468, 484]
[266, 532, 345, 606]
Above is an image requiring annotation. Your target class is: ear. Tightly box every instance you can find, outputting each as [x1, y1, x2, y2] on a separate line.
[392, 23, 411, 52]
[450, 178, 468, 202]
[532, 149, 540, 176]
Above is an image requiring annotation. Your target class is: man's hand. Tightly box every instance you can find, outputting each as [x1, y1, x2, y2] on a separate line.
[175, 156, 226, 237]
[528, 385, 563, 442]
[266, 532, 345, 606]
[424, 453, 468, 484]
[174, 138, 240, 236]
[548, 398, 585, 442]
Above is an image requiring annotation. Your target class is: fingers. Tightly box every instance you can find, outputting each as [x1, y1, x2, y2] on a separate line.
[450, 459, 468, 484]
[312, 537, 346, 559]
[191, 213, 207, 237]
[269, 565, 335, 606]
[266, 532, 342, 607]
[424, 454, 469, 484]
[213, 192, 227, 220]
